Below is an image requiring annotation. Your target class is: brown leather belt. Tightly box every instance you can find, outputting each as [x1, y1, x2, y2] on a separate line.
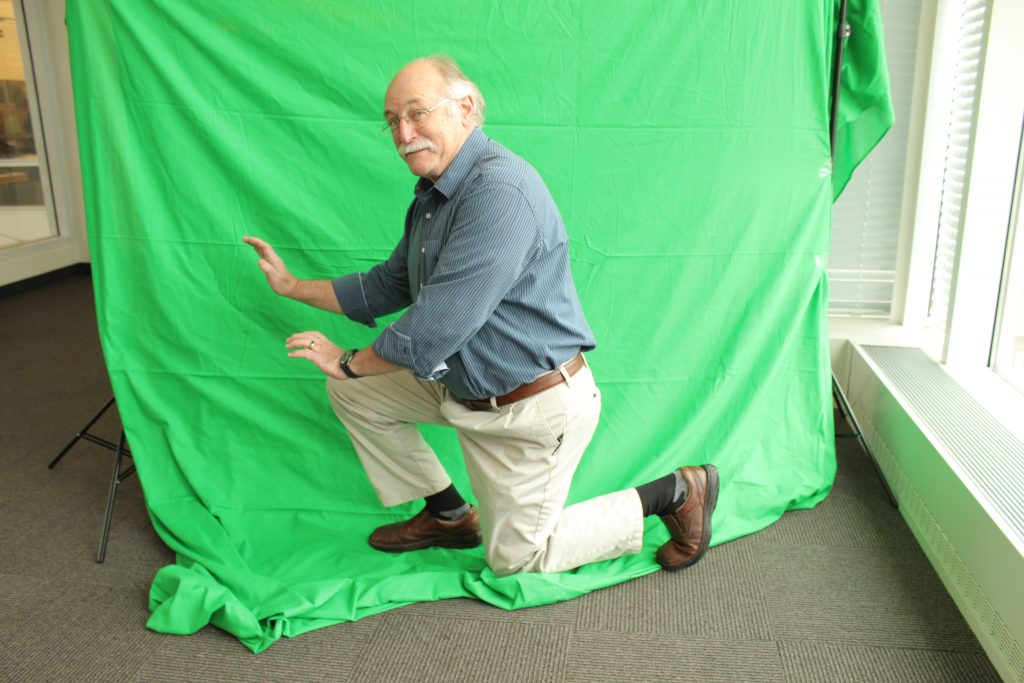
[460, 353, 586, 411]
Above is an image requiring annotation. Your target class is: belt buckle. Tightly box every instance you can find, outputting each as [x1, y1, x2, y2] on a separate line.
[463, 397, 498, 412]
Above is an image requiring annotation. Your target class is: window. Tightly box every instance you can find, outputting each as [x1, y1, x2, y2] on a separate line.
[0, 0, 57, 249]
[889, 0, 1024, 400]
[829, 0, 923, 317]
[991, 129, 1024, 391]
[924, 0, 989, 336]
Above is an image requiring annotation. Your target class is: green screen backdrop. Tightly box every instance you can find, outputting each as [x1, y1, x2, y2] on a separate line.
[66, 0, 892, 653]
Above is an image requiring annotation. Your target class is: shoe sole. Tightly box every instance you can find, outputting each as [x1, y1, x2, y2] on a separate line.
[662, 464, 719, 572]
[369, 533, 483, 553]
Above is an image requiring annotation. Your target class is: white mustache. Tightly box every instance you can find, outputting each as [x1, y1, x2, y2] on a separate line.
[398, 139, 436, 157]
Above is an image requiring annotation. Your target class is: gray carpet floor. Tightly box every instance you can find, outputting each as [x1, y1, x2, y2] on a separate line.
[0, 271, 1003, 682]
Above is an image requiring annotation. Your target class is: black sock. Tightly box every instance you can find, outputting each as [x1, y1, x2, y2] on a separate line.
[424, 484, 469, 520]
[636, 470, 689, 517]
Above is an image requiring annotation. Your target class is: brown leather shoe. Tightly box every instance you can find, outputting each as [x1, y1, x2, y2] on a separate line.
[368, 506, 482, 553]
[656, 465, 719, 571]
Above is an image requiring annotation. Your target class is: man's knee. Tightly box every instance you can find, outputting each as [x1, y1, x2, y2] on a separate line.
[325, 375, 344, 398]
[485, 541, 551, 577]
[325, 375, 362, 416]
[487, 553, 532, 578]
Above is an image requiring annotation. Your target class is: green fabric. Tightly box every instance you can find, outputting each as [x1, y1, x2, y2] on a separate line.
[67, 0, 890, 653]
[832, 0, 895, 198]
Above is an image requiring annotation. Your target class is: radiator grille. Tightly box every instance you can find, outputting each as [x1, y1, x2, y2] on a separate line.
[862, 345, 1024, 540]
[857, 344, 1024, 682]
[859, 417, 1024, 683]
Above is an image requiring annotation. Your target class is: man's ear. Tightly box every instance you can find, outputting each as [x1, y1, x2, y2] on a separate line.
[457, 95, 474, 125]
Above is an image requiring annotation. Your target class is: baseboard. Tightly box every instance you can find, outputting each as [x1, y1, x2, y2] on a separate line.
[0, 262, 91, 299]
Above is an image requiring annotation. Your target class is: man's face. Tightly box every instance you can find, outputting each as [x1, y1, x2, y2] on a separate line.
[384, 61, 473, 182]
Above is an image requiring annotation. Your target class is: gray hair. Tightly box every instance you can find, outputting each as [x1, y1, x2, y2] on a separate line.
[422, 53, 486, 128]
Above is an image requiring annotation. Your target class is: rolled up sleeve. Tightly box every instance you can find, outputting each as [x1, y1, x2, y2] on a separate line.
[372, 324, 450, 380]
[371, 181, 539, 380]
[332, 235, 413, 327]
[332, 273, 375, 326]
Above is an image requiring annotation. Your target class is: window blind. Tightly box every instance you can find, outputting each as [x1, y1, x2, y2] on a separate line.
[829, 0, 923, 317]
[926, 0, 990, 330]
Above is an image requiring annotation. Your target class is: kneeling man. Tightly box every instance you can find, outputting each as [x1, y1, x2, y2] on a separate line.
[244, 54, 718, 576]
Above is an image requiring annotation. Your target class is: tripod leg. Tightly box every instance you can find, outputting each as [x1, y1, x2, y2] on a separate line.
[50, 396, 116, 469]
[96, 428, 127, 563]
[831, 373, 899, 509]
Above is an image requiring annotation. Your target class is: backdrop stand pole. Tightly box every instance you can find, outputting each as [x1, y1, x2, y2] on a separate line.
[832, 374, 899, 507]
[829, 0, 852, 153]
[828, 0, 897, 508]
[49, 396, 137, 562]
[96, 429, 134, 563]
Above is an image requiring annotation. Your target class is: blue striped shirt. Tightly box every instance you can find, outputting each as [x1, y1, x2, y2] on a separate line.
[333, 128, 595, 400]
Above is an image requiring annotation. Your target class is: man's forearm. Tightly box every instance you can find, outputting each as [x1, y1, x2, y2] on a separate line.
[348, 345, 403, 377]
[288, 279, 343, 314]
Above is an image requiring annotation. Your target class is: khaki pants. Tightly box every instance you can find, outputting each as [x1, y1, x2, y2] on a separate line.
[325, 363, 644, 576]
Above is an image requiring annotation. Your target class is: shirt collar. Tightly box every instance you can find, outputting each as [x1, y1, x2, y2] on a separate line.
[414, 127, 488, 200]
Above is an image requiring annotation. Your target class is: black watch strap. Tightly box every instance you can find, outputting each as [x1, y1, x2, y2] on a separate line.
[339, 348, 362, 379]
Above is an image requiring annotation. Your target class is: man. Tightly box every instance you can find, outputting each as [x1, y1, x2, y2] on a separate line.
[244, 55, 719, 576]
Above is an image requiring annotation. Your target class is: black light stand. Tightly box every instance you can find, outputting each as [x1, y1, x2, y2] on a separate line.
[49, 396, 136, 562]
[829, 0, 853, 153]
[827, 0, 898, 509]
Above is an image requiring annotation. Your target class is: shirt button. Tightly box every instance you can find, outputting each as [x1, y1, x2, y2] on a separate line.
[425, 213, 432, 219]
[421, 246, 425, 253]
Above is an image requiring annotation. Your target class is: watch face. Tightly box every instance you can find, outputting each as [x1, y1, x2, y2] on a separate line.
[339, 348, 360, 378]
[339, 349, 359, 378]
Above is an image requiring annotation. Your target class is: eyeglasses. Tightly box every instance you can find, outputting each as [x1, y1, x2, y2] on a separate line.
[381, 98, 452, 133]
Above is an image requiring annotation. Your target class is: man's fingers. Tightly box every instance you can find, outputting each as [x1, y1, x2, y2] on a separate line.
[263, 248, 285, 267]
[286, 330, 324, 340]
[243, 236, 266, 254]
[286, 332, 310, 347]
[243, 236, 281, 265]
[284, 334, 342, 378]
[254, 244, 284, 269]
[285, 331, 327, 349]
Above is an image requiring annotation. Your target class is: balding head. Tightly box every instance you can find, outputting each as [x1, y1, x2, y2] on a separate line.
[417, 54, 486, 127]
[383, 55, 484, 182]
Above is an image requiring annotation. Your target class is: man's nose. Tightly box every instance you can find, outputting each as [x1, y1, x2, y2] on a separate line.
[396, 119, 417, 144]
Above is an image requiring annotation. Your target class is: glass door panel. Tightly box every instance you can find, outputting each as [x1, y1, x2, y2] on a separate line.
[0, 0, 56, 249]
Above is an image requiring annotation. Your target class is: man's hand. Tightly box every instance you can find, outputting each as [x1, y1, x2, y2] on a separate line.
[243, 236, 344, 313]
[285, 331, 347, 379]
[243, 236, 298, 297]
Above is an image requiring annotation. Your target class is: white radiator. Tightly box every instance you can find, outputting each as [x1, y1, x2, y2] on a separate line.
[841, 343, 1024, 683]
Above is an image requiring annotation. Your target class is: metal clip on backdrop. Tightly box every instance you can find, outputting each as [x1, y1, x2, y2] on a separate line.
[48, 396, 136, 562]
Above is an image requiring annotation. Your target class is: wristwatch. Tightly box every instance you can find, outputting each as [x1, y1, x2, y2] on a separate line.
[339, 348, 361, 379]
